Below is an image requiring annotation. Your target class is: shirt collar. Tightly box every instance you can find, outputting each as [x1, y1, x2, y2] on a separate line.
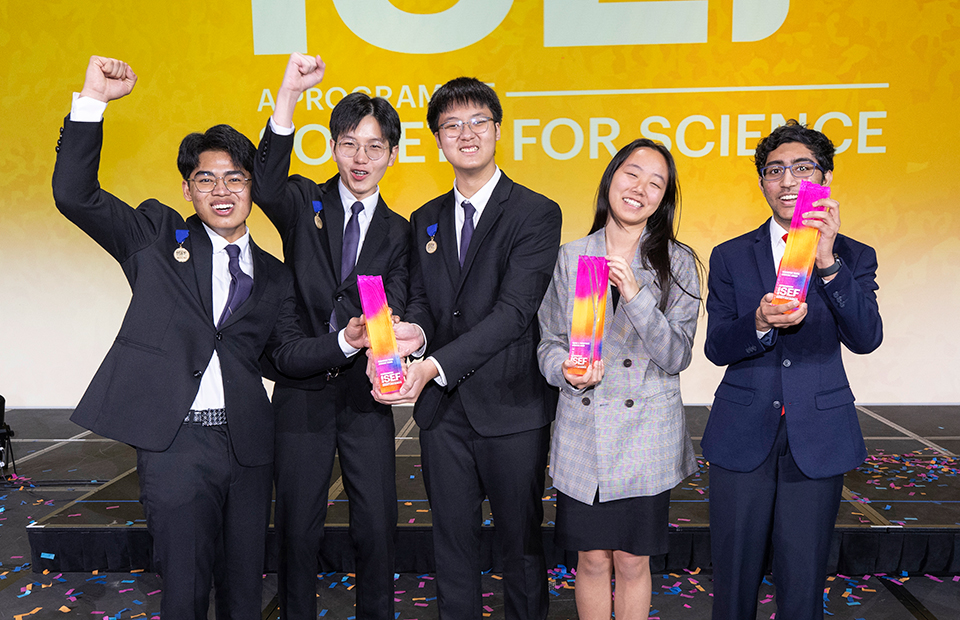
[453, 166, 501, 216]
[202, 222, 251, 255]
[769, 217, 788, 245]
[338, 179, 380, 215]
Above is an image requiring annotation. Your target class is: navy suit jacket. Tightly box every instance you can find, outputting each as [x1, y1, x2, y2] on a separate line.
[253, 121, 409, 411]
[702, 219, 882, 479]
[405, 172, 561, 436]
[53, 119, 342, 466]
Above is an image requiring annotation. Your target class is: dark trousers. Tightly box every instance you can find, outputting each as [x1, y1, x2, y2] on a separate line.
[137, 423, 272, 620]
[709, 416, 844, 620]
[420, 398, 550, 620]
[273, 383, 398, 620]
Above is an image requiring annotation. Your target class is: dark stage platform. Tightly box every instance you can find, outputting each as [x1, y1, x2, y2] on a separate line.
[2, 404, 959, 619]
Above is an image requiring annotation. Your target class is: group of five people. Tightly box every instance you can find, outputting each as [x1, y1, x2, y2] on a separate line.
[53, 53, 881, 620]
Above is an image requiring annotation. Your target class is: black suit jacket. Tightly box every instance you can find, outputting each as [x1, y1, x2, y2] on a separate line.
[253, 122, 410, 411]
[52, 119, 342, 467]
[405, 172, 561, 435]
[702, 220, 883, 478]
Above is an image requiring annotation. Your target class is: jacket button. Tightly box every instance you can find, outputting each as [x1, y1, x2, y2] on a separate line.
[623, 359, 632, 367]
[335, 294, 344, 302]
[773, 400, 782, 409]
[193, 370, 203, 378]
[581, 397, 591, 406]
[782, 359, 792, 368]
[625, 399, 634, 407]
[55, 146, 60, 152]
[216, 332, 222, 341]
[453, 310, 461, 317]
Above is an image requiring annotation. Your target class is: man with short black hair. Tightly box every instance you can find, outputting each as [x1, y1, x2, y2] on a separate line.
[53, 55, 350, 620]
[378, 76, 561, 620]
[254, 53, 410, 620]
[703, 120, 883, 620]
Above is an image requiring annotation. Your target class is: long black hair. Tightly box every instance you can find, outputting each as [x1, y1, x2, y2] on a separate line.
[590, 139, 702, 312]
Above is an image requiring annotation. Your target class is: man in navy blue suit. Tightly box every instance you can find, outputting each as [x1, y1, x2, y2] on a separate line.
[703, 120, 882, 620]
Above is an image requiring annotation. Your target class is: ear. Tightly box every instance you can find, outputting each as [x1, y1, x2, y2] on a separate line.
[387, 145, 399, 168]
[329, 137, 336, 153]
[822, 169, 833, 187]
[182, 179, 192, 202]
[494, 122, 501, 142]
[434, 131, 442, 149]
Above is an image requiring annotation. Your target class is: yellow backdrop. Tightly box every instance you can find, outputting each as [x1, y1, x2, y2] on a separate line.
[2, 1, 958, 406]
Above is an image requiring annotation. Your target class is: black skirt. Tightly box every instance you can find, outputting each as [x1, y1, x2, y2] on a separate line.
[555, 488, 671, 556]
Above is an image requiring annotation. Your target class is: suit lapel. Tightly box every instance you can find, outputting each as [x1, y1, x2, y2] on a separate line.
[753, 220, 777, 294]
[187, 216, 215, 325]
[437, 193, 460, 288]
[326, 184, 346, 283]
[224, 239, 268, 327]
[350, 195, 387, 286]
[456, 176, 508, 292]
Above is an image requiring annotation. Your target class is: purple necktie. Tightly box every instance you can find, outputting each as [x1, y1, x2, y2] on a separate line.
[460, 200, 475, 268]
[331, 201, 364, 332]
[217, 244, 253, 328]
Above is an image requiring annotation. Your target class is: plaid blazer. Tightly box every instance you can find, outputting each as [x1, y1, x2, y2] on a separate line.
[537, 229, 699, 504]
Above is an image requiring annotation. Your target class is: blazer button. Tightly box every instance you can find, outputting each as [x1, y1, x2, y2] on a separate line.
[623, 359, 632, 367]
[216, 332, 223, 341]
[335, 294, 344, 302]
[193, 370, 203, 378]
[581, 397, 591, 406]
[453, 310, 461, 317]
[624, 399, 634, 407]
[773, 400, 782, 409]
[782, 359, 792, 368]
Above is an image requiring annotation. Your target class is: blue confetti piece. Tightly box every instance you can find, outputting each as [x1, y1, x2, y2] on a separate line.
[40, 552, 55, 560]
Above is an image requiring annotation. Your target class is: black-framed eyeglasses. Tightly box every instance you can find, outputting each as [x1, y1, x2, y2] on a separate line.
[437, 117, 493, 139]
[189, 173, 250, 194]
[336, 140, 389, 161]
[759, 161, 823, 182]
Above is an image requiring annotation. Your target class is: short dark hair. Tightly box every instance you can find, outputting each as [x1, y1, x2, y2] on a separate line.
[426, 77, 503, 134]
[753, 119, 835, 175]
[330, 92, 401, 149]
[177, 125, 255, 179]
[591, 139, 701, 312]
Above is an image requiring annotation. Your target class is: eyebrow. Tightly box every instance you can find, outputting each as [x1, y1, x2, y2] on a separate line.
[194, 169, 245, 175]
[764, 157, 816, 166]
[623, 163, 666, 183]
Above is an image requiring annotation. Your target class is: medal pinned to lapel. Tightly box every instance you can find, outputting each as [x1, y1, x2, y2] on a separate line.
[313, 199, 324, 229]
[173, 229, 190, 262]
[425, 223, 438, 254]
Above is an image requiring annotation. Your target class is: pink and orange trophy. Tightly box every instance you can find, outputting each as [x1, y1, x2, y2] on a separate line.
[772, 179, 832, 307]
[568, 255, 609, 376]
[357, 275, 404, 394]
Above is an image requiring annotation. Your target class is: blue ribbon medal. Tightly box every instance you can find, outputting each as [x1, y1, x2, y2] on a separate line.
[425, 223, 438, 254]
[313, 200, 324, 229]
[174, 229, 190, 262]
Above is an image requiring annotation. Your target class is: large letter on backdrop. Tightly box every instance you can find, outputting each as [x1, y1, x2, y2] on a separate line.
[331, 0, 513, 54]
[544, 0, 708, 47]
[252, 0, 308, 55]
[732, 0, 790, 42]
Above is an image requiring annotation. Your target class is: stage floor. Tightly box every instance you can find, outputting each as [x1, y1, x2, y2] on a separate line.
[2, 404, 958, 619]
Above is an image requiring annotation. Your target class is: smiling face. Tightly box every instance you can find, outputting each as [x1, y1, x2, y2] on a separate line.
[759, 141, 833, 229]
[433, 103, 500, 182]
[331, 115, 398, 201]
[182, 150, 252, 242]
[606, 147, 669, 231]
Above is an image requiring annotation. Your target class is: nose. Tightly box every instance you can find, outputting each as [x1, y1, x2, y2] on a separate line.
[354, 145, 370, 163]
[212, 176, 231, 195]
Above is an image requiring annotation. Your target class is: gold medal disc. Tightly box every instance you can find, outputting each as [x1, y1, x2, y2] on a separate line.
[174, 247, 190, 263]
[425, 239, 437, 254]
[315, 213, 324, 229]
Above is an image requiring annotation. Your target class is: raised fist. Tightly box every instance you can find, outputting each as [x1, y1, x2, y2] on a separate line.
[79, 56, 137, 103]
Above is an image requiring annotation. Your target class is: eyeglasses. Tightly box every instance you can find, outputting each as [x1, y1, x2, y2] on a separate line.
[759, 161, 823, 182]
[189, 173, 250, 194]
[336, 140, 389, 161]
[437, 117, 494, 139]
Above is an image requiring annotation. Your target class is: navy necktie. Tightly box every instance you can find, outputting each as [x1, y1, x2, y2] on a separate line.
[460, 200, 476, 268]
[331, 201, 364, 332]
[341, 201, 364, 283]
[218, 244, 253, 328]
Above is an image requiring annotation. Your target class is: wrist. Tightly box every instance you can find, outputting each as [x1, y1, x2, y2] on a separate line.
[815, 255, 842, 277]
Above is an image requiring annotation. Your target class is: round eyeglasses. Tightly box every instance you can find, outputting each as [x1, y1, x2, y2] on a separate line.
[336, 140, 388, 161]
[759, 161, 823, 182]
[437, 117, 493, 139]
[188, 173, 250, 194]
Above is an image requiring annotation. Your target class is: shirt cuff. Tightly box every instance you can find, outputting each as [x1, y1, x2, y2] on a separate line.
[428, 356, 447, 387]
[338, 329, 361, 358]
[269, 116, 295, 136]
[757, 329, 775, 347]
[70, 93, 108, 122]
[411, 324, 428, 358]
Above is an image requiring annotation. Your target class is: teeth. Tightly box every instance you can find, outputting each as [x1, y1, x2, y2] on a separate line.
[460, 146, 479, 153]
[353, 170, 368, 176]
[624, 197, 643, 208]
[781, 194, 798, 201]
